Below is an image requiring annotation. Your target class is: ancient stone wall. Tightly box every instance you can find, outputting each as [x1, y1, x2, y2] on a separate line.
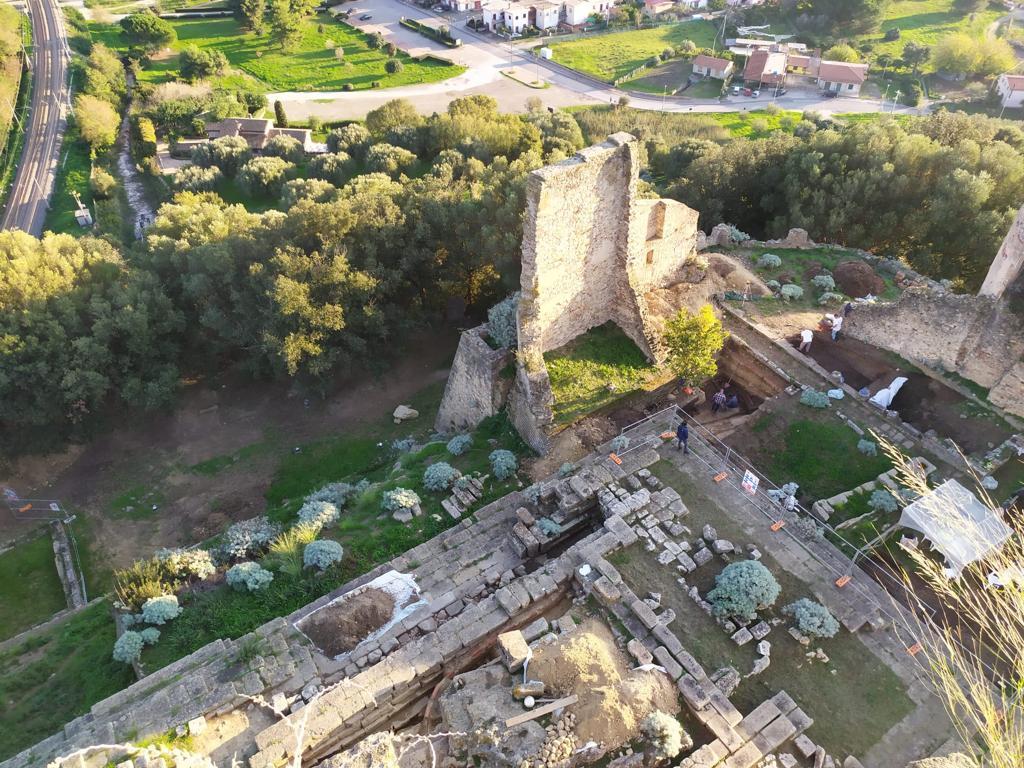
[845, 289, 1024, 418]
[434, 325, 513, 434]
[979, 205, 1024, 298]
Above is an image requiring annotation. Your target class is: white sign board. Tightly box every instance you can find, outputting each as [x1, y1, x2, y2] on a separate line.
[741, 470, 759, 495]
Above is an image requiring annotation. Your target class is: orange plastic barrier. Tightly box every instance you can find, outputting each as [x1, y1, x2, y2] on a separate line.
[835, 575, 851, 588]
[770, 520, 786, 532]
[713, 472, 728, 483]
[907, 642, 923, 656]
[609, 453, 623, 465]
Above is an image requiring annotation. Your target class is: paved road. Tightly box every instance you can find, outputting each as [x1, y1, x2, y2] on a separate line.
[271, 0, 925, 121]
[1, 0, 70, 236]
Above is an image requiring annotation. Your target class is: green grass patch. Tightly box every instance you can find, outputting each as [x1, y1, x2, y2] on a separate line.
[638, 460, 914, 757]
[108, 484, 166, 520]
[90, 15, 464, 92]
[42, 121, 92, 236]
[549, 20, 717, 82]
[189, 441, 272, 476]
[0, 533, 68, 641]
[852, 0, 1002, 71]
[544, 322, 661, 425]
[769, 419, 892, 502]
[0, 601, 136, 761]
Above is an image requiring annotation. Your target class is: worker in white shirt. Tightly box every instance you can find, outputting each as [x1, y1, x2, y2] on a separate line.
[831, 314, 843, 341]
[798, 328, 813, 353]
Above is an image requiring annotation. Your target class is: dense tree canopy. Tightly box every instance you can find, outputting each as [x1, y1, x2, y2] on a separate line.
[119, 10, 176, 52]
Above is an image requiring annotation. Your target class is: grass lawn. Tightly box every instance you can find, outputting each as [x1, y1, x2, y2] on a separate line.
[0, 532, 68, 641]
[767, 419, 892, 502]
[0, 14, 22, 154]
[0, 601, 136, 761]
[852, 0, 1003, 70]
[612, 460, 915, 758]
[42, 121, 92, 236]
[140, 386, 530, 671]
[89, 15, 464, 92]
[544, 322, 663, 425]
[549, 20, 717, 82]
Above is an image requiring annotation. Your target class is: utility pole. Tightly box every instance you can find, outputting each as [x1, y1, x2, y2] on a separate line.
[891, 89, 900, 113]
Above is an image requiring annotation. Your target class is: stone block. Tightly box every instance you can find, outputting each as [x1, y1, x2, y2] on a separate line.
[186, 715, 207, 736]
[751, 715, 797, 754]
[750, 621, 771, 640]
[676, 551, 697, 572]
[770, 690, 798, 716]
[700, 709, 744, 752]
[709, 690, 743, 726]
[693, 548, 713, 567]
[653, 646, 683, 680]
[627, 638, 653, 665]
[651, 623, 682, 655]
[722, 741, 763, 768]
[594, 557, 623, 584]
[736, 700, 782, 741]
[631, 599, 659, 630]
[787, 706, 813, 735]
[793, 734, 816, 760]
[731, 628, 753, 646]
[496, 630, 530, 673]
[521, 617, 549, 642]
[677, 674, 711, 709]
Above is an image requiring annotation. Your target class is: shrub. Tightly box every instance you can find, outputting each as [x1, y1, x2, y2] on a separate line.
[112, 631, 144, 664]
[114, 558, 179, 612]
[423, 462, 460, 492]
[869, 489, 899, 513]
[783, 598, 840, 638]
[265, 524, 319, 577]
[818, 291, 845, 305]
[488, 292, 520, 349]
[364, 143, 417, 177]
[446, 434, 473, 456]
[227, 561, 275, 592]
[559, 462, 574, 477]
[305, 480, 368, 508]
[174, 164, 223, 192]
[140, 594, 182, 625]
[385, 58, 403, 74]
[309, 151, 352, 185]
[343, 82, 354, 92]
[799, 389, 830, 409]
[263, 134, 305, 163]
[90, 168, 117, 199]
[641, 710, 691, 762]
[757, 253, 782, 269]
[857, 439, 878, 457]
[811, 274, 836, 293]
[766, 279, 781, 291]
[489, 449, 518, 480]
[368, 31, 384, 48]
[707, 560, 781, 620]
[780, 284, 804, 301]
[663, 304, 728, 386]
[237, 156, 296, 198]
[728, 225, 749, 242]
[222, 517, 281, 560]
[197, 135, 251, 177]
[524, 483, 542, 504]
[156, 548, 215, 580]
[281, 177, 337, 207]
[382, 487, 421, 513]
[297, 500, 340, 529]
[140, 627, 161, 645]
[304, 539, 344, 570]
[326, 123, 370, 156]
[610, 435, 630, 452]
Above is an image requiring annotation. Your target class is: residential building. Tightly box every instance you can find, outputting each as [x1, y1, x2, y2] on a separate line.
[997, 73, 1024, 109]
[561, 0, 595, 26]
[816, 61, 869, 96]
[205, 118, 316, 152]
[743, 48, 787, 88]
[692, 53, 733, 80]
[678, 0, 708, 7]
[531, 0, 560, 29]
[642, 0, 674, 16]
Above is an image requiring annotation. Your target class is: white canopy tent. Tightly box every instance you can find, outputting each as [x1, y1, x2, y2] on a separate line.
[899, 479, 1012, 576]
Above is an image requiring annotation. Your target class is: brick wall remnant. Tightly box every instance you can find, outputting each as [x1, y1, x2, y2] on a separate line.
[435, 324, 513, 434]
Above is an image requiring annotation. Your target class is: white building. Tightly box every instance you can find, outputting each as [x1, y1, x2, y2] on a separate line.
[816, 61, 869, 97]
[561, 0, 595, 26]
[532, 0, 560, 29]
[997, 73, 1024, 109]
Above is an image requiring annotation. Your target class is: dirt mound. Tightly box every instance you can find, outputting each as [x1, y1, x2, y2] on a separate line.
[707, 254, 771, 296]
[530, 619, 679, 750]
[803, 261, 825, 279]
[298, 587, 395, 657]
[834, 260, 885, 298]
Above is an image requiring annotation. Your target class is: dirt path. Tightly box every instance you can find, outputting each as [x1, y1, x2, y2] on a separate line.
[0, 328, 458, 568]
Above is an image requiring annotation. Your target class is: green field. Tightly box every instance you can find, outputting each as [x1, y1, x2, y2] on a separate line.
[854, 0, 1003, 69]
[549, 20, 718, 82]
[42, 120, 92, 236]
[0, 532, 67, 641]
[88, 14, 464, 92]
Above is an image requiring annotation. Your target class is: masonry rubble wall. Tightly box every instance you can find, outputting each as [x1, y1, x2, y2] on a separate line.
[979, 205, 1024, 298]
[845, 289, 1024, 419]
[434, 324, 513, 434]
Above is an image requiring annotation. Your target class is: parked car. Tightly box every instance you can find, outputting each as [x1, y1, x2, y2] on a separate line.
[432, 5, 444, 10]
[730, 86, 741, 95]
[822, 90, 839, 98]
[776, 88, 788, 96]
[750, 89, 760, 97]
[359, 13, 372, 20]
[742, 87, 752, 96]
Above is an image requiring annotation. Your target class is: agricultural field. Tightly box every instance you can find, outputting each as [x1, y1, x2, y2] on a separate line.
[87, 14, 465, 92]
[549, 19, 717, 82]
[623, 59, 725, 98]
[0, 7, 23, 157]
[853, 0, 1004, 69]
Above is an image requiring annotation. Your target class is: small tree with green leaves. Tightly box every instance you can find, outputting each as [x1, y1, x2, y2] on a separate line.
[662, 304, 727, 387]
[707, 560, 781, 620]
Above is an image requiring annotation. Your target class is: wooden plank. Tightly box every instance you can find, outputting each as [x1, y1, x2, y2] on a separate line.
[504, 695, 578, 728]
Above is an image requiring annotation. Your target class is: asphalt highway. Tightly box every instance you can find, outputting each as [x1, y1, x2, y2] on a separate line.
[1, 0, 70, 236]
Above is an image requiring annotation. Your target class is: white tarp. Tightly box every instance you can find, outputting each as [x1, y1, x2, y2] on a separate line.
[870, 376, 908, 409]
[899, 479, 1012, 575]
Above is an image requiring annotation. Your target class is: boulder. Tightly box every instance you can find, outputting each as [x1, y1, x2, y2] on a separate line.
[392, 405, 419, 423]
